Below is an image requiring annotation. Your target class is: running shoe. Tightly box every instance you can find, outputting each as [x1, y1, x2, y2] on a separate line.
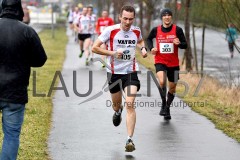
[85, 58, 89, 66]
[102, 64, 105, 68]
[125, 139, 135, 152]
[164, 107, 171, 120]
[112, 108, 122, 127]
[159, 105, 167, 116]
[79, 52, 83, 58]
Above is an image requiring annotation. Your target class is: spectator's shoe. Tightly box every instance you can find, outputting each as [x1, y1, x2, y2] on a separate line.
[112, 108, 122, 127]
[90, 57, 93, 61]
[164, 106, 171, 120]
[159, 105, 167, 116]
[125, 139, 135, 152]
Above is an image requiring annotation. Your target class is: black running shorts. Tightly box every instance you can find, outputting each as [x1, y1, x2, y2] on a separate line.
[78, 34, 91, 41]
[107, 72, 140, 94]
[155, 63, 180, 83]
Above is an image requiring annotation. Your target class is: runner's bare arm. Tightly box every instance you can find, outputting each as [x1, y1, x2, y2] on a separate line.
[137, 39, 148, 58]
[92, 39, 115, 56]
[74, 23, 79, 32]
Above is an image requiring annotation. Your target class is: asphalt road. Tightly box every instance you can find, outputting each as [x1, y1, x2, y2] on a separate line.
[47, 28, 240, 160]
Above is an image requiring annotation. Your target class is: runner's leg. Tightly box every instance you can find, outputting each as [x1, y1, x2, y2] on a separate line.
[111, 91, 122, 112]
[124, 85, 137, 137]
[84, 38, 91, 65]
[124, 85, 137, 152]
[156, 71, 167, 115]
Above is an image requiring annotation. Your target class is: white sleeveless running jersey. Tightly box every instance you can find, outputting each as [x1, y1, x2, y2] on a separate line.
[73, 11, 80, 23]
[68, 10, 73, 22]
[76, 15, 91, 34]
[89, 14, 96, 34]
[98, 24, 142, 74]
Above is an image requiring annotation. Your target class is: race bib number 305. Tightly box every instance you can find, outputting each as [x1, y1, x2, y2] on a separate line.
[118, 48, 135, 61]
[159, 43, 174, 54]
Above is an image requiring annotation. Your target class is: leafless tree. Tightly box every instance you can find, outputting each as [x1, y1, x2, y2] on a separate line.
[142, 0, 161, 37]
[183, 0, 192, 71]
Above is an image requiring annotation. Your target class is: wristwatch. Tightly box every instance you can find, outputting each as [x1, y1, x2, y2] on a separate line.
[141, 47, 147, 51]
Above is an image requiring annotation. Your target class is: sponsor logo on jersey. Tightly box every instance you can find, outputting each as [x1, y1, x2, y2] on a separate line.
[116, 45, 126, 48]
[167, 35, 175, 39]
[123, 50, 130, 54]
[127, 45, 134, 48]
[118, 40, 136, 44]
[164, 44, 169, 47]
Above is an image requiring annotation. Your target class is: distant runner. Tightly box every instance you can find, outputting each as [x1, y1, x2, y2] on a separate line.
[226, 23, 238, 58]
[74, 7, 92, 66]
[95, 10, 114, 68]
[87, 5, 96, 61]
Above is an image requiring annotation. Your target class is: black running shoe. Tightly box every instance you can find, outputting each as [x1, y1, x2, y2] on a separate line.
[159, 105, 167, 116]
[164, 107, 171, 120]
[112, 108, 122, 127]
[125, 139, 135, 152]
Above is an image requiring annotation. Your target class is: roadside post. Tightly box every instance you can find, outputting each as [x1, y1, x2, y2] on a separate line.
[44, 0, 59, 38]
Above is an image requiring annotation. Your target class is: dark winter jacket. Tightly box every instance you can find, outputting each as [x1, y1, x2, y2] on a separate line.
[0, 0, 47, 104]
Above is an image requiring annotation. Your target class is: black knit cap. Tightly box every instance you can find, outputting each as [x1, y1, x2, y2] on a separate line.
[160, 8, 172, 18]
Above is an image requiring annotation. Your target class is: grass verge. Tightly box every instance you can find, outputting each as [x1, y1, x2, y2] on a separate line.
[136, 52, 240, 142]
[0, 27, 68, 159]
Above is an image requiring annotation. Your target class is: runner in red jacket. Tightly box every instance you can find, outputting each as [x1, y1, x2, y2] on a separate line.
[95, 10, 114, 68]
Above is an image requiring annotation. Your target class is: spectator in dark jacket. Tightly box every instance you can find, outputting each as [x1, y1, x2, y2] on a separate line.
[0, 0, 47, 159]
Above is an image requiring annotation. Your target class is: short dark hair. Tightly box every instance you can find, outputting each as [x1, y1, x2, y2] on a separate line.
[87, 5, 93, 10]
[120, 5, 135, 17]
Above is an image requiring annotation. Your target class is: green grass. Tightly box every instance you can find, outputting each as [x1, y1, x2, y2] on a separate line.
[136, 52, 240, 143]
[0, 27, 68, 159]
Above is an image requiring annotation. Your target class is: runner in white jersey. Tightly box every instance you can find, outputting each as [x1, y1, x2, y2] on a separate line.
[74, 7, 92, 65]
[72, 7, 81, 42]
[92, 6, 147, 152]
[87, 6, 96, 61]
[67, 6, 74, 34]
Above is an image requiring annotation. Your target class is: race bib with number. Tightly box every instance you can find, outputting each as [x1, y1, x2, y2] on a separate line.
[159, 43, 174, 54]
[117, 48, 135, 61]
[81, 24, 89, 32]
